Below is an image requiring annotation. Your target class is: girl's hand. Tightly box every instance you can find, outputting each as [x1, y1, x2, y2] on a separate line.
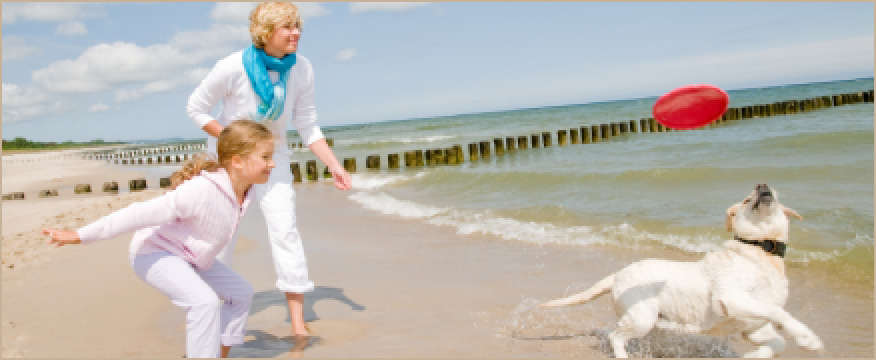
[329, 167, 352, 191]
[42, 228, 81, 247]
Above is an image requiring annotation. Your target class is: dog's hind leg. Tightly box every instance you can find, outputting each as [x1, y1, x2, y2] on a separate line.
[608, 301, 659, 358]
[743, 323, 786, 358]
[718, 296, 823, 353]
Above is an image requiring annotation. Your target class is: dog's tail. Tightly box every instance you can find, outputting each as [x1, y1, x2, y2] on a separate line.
[539, 273, 616, 308]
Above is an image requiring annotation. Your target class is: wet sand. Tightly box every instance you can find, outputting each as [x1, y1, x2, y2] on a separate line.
[2, 151, 870, 358]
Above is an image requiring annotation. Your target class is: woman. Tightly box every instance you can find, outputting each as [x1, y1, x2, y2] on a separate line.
[186, 2, 352, 339]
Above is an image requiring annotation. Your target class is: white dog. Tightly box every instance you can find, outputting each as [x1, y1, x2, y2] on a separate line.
[540, 184, 823, 358]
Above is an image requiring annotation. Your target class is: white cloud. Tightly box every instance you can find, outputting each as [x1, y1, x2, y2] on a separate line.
[210, 2, 257, 24]
[89, 103, 110, 113]
[2, 3, 105, 24]
[114, 88, 142, 103]
[2, 83, 50, 123]
[2, 83, 46, 108]
[184, 68, 212, 85]
[168, 23, 250, 62]
[210, 2, 330, 24]
[55, 21, 88, 36]
[295, 2, 331, 18]
[2, 36, 40, 60]
[350, 2, 431, 14]
[336, 48, 357, 61]
[32, 42, 198, 93]
[142, 80, 175, 94]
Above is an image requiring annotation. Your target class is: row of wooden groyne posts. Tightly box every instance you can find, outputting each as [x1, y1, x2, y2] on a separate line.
[2, 90, 872, 199]
[77, 140, 329, 165]
[297, 89, 875, 181]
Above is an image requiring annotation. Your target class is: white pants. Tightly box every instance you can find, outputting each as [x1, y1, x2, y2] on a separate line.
[217, 154, 315, 293]
[132, 252, 254, 358]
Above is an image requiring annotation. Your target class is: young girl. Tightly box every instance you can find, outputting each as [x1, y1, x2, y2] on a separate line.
[42, 120, 275, 358]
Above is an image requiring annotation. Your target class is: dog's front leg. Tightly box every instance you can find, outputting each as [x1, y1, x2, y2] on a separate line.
[743, 323, 786, 358]
[718, 296, 823, 353]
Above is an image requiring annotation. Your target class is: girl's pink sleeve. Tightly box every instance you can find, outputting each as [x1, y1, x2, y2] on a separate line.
[75, 182, 202, 244]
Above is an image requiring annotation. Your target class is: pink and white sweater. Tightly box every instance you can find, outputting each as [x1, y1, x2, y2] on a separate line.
[76, 169, 252, 270]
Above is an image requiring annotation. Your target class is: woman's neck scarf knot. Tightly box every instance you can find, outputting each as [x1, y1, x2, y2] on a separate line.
[242, 44, 297, 123]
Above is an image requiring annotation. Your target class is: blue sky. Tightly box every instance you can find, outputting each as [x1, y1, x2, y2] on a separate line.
[2, 2, 873, 142]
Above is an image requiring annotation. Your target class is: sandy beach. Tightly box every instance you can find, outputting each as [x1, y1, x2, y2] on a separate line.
[1, 150, 866, 358]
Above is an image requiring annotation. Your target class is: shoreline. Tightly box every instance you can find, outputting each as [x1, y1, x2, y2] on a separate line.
[1, 151, 871, 358]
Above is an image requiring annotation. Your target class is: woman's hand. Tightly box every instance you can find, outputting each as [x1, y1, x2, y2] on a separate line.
[42, 228, 81, 247]
[329, 167, 352, 190]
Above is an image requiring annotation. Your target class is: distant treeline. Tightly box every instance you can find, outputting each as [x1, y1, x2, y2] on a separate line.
[2, 137, 124, 150]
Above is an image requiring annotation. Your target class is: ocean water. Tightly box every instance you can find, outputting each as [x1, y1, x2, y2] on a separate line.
[290, 78, 874, 286]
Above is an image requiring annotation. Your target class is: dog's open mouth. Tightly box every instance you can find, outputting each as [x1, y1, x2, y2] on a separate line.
[753, 184, 773, 210]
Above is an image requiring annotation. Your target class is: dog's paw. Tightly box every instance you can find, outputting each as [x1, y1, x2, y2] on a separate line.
[795, 332, 824, 352]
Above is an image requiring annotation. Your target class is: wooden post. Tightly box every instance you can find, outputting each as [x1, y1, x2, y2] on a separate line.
[610, 123, 619, 136]
[366, 155, 380, 169]
[504, 137, 516, 152]
[530, 134, 540, 148]
[629, 120, 638, 133]
[39, 190, 59, 198]
[557, 130, 568, 146]
[388, 154, 400, 169]
[600, 124, 610, 139]
[435, 149, 447, 165]
[479, 141, 491, 157]
[517, 136, 528, 149]
[468, 143, 479, 162]
[415, 150, 424, 167]
[159, 178, 171, 189]
[570, 128, 579, 144]
[326, 138, 334, 147]
[344, 158, 356, 173]
[74, 184, 92, 194]
[590, 125, 601, 142]
[581, 126, 591, 143]
[291, 162, 302, 182]
[542, 132, 551, 147]
[445, 148, 457, 165]
[129, 179, 147, 192]
[306, 160, 318, 181]
[404, 151, 416, 167]
[424, 149, 434, 166]
[103, 181, 119, 193]
[493, 138, 505, 156]
[323, 166, 332, 179]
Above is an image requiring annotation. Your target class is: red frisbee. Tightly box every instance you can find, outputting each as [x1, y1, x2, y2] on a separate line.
[653, 84, 729, 130]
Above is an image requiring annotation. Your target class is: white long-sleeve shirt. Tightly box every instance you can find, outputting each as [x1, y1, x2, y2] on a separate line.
[187, 51, 324, 155]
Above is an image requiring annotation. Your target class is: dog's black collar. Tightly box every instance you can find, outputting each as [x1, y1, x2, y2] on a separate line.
[735, 236, 786, 258]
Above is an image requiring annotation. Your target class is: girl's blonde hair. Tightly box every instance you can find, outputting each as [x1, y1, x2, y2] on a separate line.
[249, 2, 301, 49]
[171, 119, 275, 189]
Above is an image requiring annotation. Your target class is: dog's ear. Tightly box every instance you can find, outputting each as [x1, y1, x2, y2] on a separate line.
[726, 203, 741, 232]
[782, 206, 803, 221]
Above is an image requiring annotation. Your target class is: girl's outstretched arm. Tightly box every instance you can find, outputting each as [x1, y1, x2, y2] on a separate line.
[42, 228, 81, 247]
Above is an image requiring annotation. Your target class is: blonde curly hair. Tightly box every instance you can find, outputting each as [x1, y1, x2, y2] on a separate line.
[171, 119, 275, 189]
[250, 2, 301, 49]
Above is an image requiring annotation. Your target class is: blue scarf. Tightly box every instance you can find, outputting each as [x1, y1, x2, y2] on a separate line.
[242, 44, 297, 122]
